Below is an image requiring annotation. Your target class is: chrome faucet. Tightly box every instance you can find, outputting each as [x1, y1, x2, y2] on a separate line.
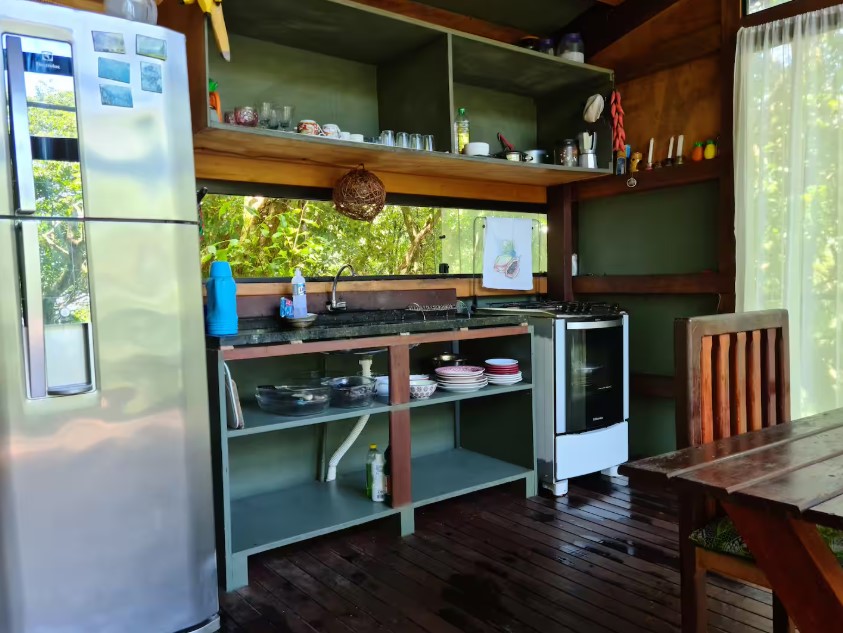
[327, 263, 356, 311]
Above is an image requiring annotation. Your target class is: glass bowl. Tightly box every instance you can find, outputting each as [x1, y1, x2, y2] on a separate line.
[255, 384, 330, 417]
[322, 376, 377, 408]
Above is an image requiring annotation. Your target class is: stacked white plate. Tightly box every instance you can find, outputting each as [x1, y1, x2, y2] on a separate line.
[484, 358, 523, 385]
[434, 365, 488, 393]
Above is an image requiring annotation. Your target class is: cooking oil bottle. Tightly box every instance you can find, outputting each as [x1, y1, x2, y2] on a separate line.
[366, 444, 385, 502]
[454, 108, 470, 154]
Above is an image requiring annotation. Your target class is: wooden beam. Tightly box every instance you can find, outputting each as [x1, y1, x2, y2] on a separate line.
[631, 373, 675, 399]
[573, 273, 732, 295]
[224, 277, 548, 299]
[343, 0, 528, 44]
[574, 157, 722, 201]
[563, 0, 685, 58]
[547, 185, 573, 301]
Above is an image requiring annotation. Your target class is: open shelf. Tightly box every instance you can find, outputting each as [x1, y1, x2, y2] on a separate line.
[573, 273, 732, 295]
[412, 448, 531, 506]
[195, 124, 611, 187]
[575, 157, 723, 201]
[230, 383, 532, 436]
[451, 34, 613, 98]
[230, 401, 392, 437]
[406, 382, 532, 408]
[231, 471, 397, 555]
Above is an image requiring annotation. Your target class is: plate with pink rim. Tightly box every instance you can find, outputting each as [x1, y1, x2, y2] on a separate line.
[435, 365, 485, 377]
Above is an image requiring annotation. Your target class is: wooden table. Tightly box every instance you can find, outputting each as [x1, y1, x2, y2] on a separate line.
[621, 408, 843, 633]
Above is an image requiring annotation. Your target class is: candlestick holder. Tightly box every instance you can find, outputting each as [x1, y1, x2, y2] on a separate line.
[662, 157, 675, 168]
[645, 162, 654, 171]
[676, 155, 685, 165]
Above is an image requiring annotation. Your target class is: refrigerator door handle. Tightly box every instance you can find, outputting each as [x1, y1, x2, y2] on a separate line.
[6, 35, 38, 215]
[16, 220, 48, 399]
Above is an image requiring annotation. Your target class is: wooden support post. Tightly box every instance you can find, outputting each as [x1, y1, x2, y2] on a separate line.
[725, 502, 843, 633]
[389, 345, 412, 507]
[547, 185, 574, 301]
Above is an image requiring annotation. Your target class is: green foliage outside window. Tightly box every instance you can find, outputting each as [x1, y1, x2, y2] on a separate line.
[200, 194, 547, 279]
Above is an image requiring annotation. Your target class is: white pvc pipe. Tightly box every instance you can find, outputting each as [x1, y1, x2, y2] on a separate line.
[326, 357, 373, 482]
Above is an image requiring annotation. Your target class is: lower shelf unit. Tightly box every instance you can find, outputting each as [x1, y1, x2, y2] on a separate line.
[208, 325, 536, 591]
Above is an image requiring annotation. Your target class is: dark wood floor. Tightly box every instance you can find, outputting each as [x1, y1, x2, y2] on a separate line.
[219, 475, 774, 632]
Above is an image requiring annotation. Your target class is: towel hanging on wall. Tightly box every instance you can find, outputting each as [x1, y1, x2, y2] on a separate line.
[482, 217, 534, 291]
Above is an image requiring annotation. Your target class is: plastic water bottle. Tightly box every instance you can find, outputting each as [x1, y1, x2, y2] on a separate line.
[366, 444, 385, 502]
[205, 261, 238, 336]
[291, 268, 307, 318]
[454, 108, 470, 154]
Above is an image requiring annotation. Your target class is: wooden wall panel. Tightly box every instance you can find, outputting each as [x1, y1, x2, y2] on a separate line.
[613, 55, 721, 163]
[591, 0, 721, 81]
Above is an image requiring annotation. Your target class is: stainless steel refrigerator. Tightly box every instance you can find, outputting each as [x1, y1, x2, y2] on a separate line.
[0, 2, 219, 631]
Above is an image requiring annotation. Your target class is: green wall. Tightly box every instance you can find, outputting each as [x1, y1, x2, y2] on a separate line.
[577, 182, 721, 457]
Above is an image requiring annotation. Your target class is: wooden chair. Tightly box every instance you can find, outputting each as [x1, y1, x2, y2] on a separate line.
[675, 309, 792, 633]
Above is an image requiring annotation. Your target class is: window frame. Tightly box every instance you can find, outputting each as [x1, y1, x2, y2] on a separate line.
[741, 0, 841, 27]
[198, 180, 549, 283]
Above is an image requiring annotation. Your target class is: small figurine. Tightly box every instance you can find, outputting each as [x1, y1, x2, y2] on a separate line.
[691, 142, 704, 161]
[630, 152, 642, 173]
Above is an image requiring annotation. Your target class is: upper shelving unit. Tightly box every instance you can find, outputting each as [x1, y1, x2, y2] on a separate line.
[173, 0, 616, 195]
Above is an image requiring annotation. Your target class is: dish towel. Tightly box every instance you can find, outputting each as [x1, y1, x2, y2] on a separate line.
[482, 217, 534, 291]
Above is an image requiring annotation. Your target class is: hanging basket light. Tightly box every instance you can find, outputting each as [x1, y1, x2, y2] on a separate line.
[332, 165, 386, 222]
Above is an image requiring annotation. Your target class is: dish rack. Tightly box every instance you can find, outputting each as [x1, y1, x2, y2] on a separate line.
[406, 300, 470, 321]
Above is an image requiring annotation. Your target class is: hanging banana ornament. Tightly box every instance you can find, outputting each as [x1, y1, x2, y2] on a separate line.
[182, 0, 230, 61]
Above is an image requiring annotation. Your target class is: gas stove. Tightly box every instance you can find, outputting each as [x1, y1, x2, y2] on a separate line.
[478, 300, 623, 320]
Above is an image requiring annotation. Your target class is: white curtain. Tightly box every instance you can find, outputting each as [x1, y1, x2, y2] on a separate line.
[735, 6, 843, 418]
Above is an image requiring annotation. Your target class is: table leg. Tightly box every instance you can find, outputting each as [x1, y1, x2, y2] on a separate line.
[679, 496, 708, 633]
[724, 502, 843, 633]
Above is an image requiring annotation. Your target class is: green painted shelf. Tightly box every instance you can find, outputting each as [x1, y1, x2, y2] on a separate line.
[412, 448, 532, 507]
[230, 384, 532, 437]
[230, 401, 393, 437]
[230, 472, 398, 556]
[405, 382, 533, 408]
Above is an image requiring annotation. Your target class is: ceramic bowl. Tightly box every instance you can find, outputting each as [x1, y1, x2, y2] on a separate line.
[322, 376, 377, 408]
[409, 379, 437, 400]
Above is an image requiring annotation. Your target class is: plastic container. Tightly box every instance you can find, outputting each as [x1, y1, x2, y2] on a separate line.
[205, 261, 238, 336]
[292, 268, 307, 318]
[558, 33, 585, 63]
[255, 384, 331, 417]
[539, 38, 556, 55]
[322, 376, 377, 408]
[366, 445, 386, 502]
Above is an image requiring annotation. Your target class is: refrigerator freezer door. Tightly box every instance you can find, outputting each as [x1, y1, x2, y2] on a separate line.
[0, 0, 197, 223]
[0, 220, 218, 633]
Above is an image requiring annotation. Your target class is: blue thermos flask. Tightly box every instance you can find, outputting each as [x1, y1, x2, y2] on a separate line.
[206, 261, 238, 336]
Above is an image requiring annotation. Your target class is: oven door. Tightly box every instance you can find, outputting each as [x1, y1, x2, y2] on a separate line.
[555, 318, 626, 434]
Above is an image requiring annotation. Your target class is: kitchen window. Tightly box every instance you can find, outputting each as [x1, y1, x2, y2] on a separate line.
[745, 0, 793, 14]
[200, 194, 547, 278]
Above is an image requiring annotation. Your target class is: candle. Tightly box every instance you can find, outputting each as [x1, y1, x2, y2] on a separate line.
[677, 134, 685, 157]
[668, 136, 675, 159]
[647, 138, 654, 165]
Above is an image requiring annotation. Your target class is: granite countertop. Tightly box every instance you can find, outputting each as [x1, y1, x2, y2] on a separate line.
[210, 313, 528, 348]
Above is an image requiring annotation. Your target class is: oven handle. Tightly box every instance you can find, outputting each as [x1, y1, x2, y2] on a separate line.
[566, 318, 625, 330]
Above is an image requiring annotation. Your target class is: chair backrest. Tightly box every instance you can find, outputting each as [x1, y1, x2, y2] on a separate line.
[675, 310, 790, 449]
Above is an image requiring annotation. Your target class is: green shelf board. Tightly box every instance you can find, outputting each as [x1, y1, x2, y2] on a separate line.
[412, 448, 532, 507]
[451, 34, 613, 97]
[404, 382, 533, 408]
[231, 472, 398, 555]
[230, 401, 393, 438]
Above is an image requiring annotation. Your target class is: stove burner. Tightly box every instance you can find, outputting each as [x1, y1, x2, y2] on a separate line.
[485, 300, 622, 316]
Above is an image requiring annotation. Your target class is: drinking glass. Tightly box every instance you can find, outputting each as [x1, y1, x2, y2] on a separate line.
[396, 132, 410, 148]
[409, 133, 423, 150]
[258, 102, 273, 128]
[423, 135, 435, 151]
[277, 105, 295, 131]
[379, 130, 395, 146]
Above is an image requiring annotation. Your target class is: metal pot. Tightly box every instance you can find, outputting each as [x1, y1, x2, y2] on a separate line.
[495, 150, 533, 162]
[524, 149, 548, 164]
[431, 354, 466, 368]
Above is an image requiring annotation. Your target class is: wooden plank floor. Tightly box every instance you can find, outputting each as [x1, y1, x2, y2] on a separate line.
[219, 475, 774, 632]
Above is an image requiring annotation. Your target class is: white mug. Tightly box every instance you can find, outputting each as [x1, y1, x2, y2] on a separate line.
[322, 123, 341, 138]
[349, 133, 365, 142]
[339, 131, 352, 141]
